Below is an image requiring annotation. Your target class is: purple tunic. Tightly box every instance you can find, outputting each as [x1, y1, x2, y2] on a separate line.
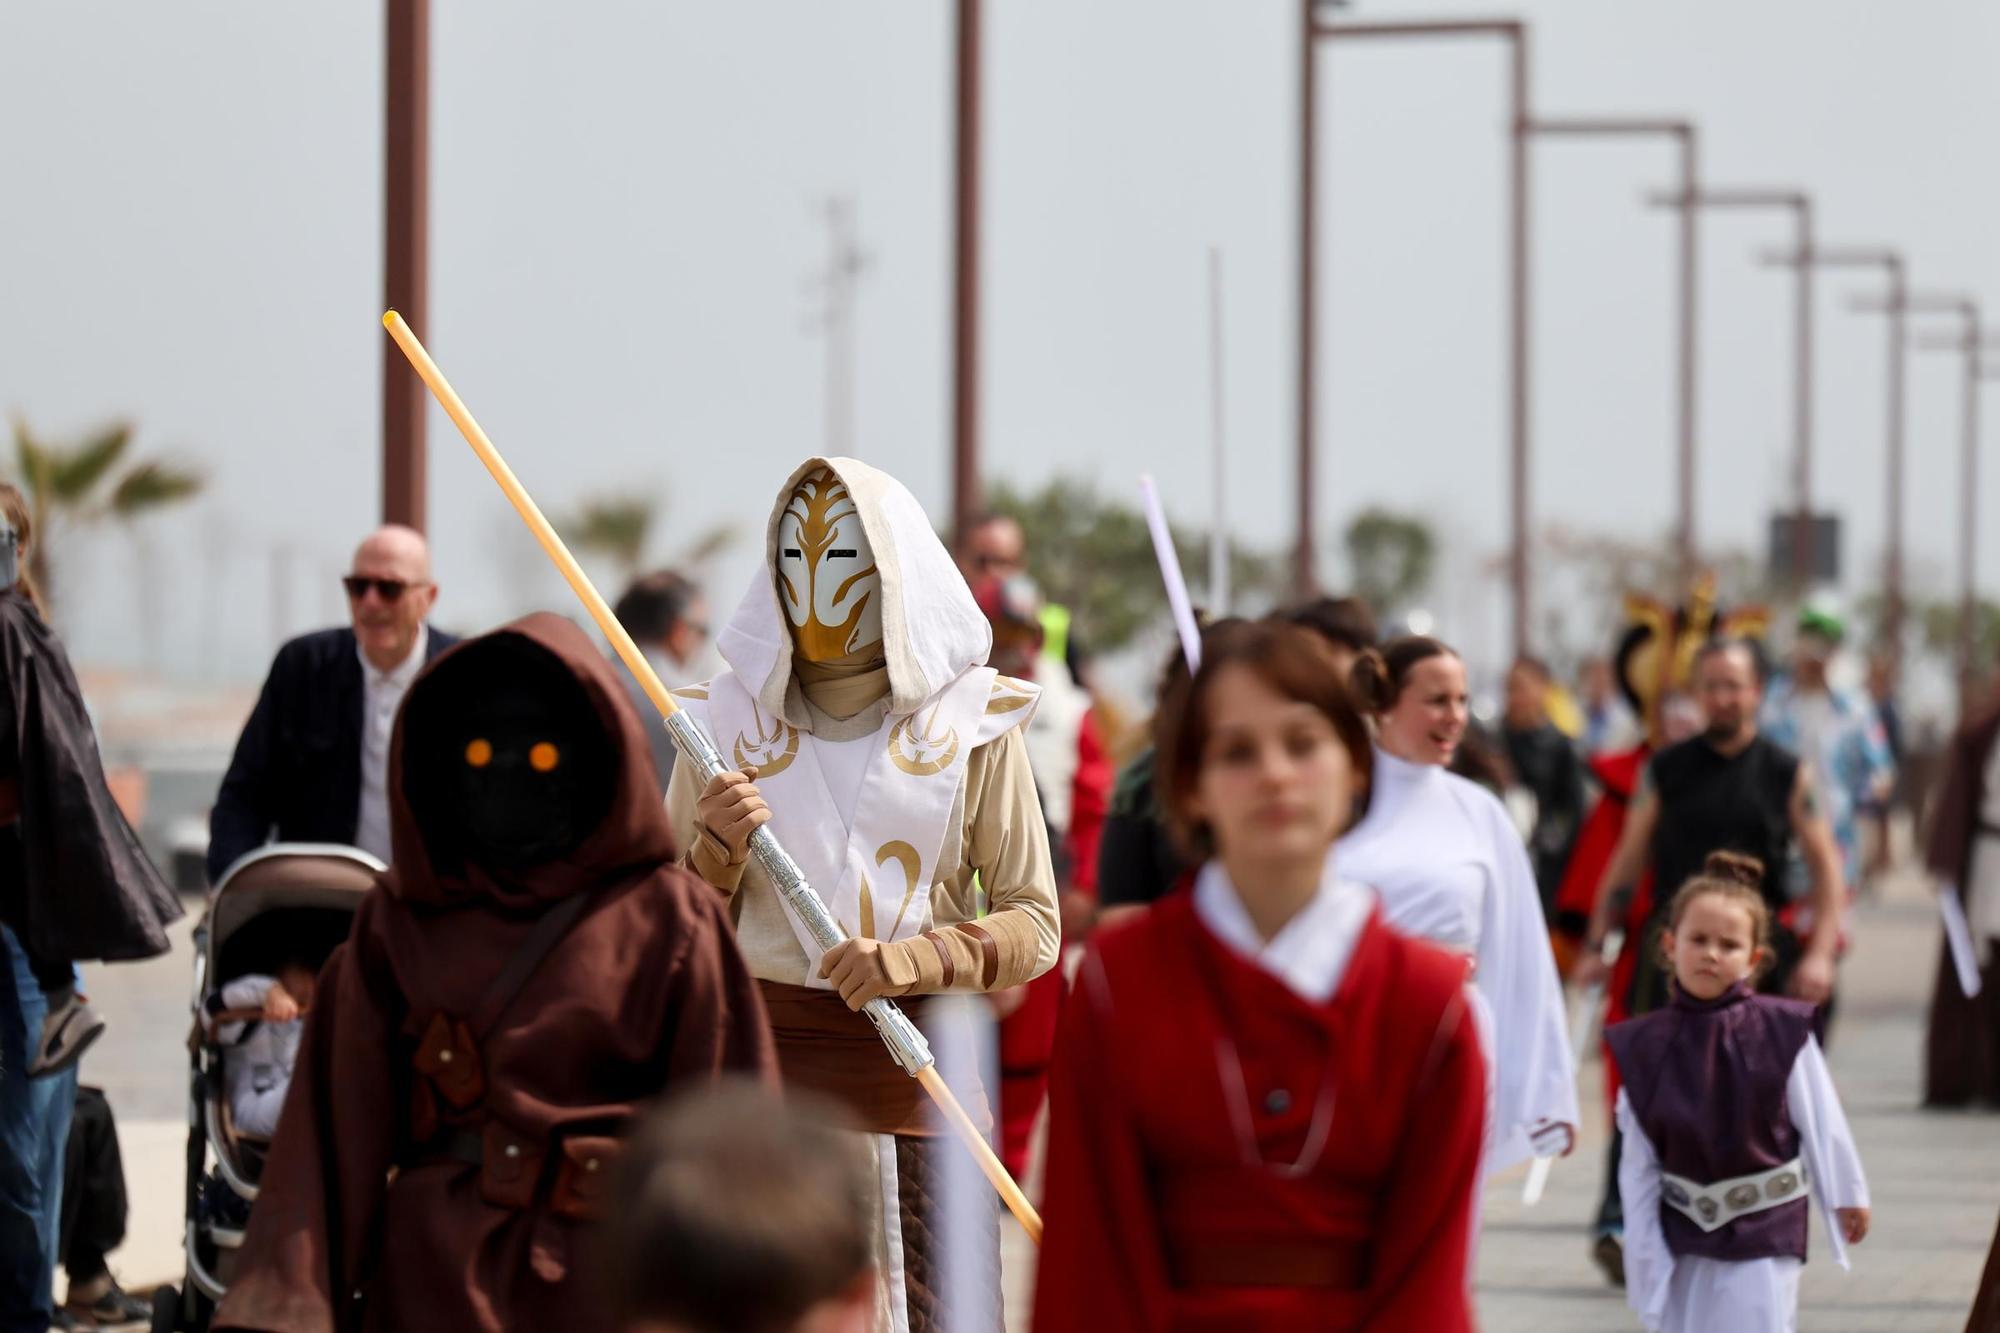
[1605, 982, 1817, 1262]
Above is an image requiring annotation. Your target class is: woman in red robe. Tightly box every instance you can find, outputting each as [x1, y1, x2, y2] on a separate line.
[1032, 618, 1487, 1333]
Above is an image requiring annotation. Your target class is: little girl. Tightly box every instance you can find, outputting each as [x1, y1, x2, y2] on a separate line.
[1606, 850, 1869, 1332]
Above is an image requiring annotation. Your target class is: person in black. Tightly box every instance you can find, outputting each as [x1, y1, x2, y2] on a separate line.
[1572, 637, 1846, 1288]
[1578, 636, 1845, 1010]
[207, 526, 457, 882]
[1501, 654, 1587, 917]
[52, 1086, 151, 1328]
[1095, 596, 1378, 912]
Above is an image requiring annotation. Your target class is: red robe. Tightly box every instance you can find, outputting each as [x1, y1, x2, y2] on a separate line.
[1032, 893, 1485, 1332]
[1553, 745, 1654, 1112]
[996, 708, 1112, 1181]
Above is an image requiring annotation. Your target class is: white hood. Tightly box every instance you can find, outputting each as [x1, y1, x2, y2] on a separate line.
[717, 456, 992, 721]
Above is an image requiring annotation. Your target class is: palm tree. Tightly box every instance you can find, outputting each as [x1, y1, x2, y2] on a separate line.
[11, 418, 204, 613]
[563, 489, 737, 582]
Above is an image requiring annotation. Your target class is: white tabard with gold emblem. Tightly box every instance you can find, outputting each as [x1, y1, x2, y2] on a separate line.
[680, 667, 1037, 985]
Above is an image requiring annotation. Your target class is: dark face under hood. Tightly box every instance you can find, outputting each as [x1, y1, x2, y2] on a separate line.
[383, 612, 679, 908]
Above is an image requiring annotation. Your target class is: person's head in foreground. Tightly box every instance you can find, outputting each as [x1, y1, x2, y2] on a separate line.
[607, 1081, 875, 1333]
[1154, 618, 1374, 906]
[1348, 634, 1468, 768]
[1661, 850, 1771, 1000]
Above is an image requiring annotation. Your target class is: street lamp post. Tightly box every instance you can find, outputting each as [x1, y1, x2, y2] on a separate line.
[1527, 118, 1699, 578]
[1761, 250, 1905, 661]
[383, 0, 430, 533]
[951, 0, 982, 546]
[1312, 17, 1531, 653]
[1651, 188, 1814, 593]
[1911, 299, 1988, 687]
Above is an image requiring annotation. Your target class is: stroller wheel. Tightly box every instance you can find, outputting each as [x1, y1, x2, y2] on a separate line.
[149, 1284, 180, 1333]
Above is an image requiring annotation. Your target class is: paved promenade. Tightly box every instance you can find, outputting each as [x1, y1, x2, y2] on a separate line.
[76, 869, 1997, 1330]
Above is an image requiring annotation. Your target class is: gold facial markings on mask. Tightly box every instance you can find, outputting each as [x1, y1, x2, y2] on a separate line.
[783, 468, 881, 662]
[877, 840, 925, 938]
[888, 705, 960, 777]
[732, 703, 799, 778]
[670, 685, 710, 702]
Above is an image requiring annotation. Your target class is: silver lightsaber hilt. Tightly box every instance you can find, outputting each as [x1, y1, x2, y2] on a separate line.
[663, 709, 935, 1077]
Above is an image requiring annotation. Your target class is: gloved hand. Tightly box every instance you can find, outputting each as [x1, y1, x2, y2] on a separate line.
[818, 937, 921, 1011]
[695, 766, 769, 865]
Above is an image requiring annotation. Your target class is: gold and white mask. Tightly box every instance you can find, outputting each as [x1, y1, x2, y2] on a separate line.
[777, 468, 884, 664]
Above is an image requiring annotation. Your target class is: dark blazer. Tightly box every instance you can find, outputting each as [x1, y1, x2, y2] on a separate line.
[207, 625, 457, 883]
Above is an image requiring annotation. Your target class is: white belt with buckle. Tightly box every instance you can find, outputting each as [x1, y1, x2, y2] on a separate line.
[1659, 1157, 1809, 1232]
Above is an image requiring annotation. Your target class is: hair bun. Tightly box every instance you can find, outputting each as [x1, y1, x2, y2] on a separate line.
[1702, 850, 1764, 888]
[1347, 648, 1390, 712]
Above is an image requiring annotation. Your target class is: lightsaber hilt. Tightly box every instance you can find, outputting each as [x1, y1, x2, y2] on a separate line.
[662, 710, 934, 1077]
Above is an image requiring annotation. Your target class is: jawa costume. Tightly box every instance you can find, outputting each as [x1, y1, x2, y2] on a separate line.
[667, 458, 1060, 1332]
[215, 614, 776, 1333]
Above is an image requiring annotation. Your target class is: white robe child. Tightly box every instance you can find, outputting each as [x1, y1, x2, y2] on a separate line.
[1617, 1035, 1867, 1333]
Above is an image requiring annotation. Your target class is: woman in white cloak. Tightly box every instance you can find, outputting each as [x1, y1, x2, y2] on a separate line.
[1336, 636, 1579, 1173]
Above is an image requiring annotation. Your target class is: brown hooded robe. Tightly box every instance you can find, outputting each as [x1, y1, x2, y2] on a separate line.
[215, 613, 777, 1333]
[1923, 707, 2000, 1108]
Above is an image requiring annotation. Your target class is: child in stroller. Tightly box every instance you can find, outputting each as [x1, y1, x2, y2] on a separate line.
[149, 844, 374, 1333]
[204, 952, 315, 1141]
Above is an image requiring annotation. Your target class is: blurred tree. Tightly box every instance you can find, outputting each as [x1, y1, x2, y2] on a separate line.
[1342, 507, 1437, 616]
[984, 477, 1282, 653]
[562, 489, 735, 581]
[10, 418, 203, 613]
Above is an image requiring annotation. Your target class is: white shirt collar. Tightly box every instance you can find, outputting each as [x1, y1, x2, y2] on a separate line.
[1192, 856, 1375, 1004]
[359, 623, 428, 689]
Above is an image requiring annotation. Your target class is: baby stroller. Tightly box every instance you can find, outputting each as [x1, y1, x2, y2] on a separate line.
[150, 844, 380, 1333]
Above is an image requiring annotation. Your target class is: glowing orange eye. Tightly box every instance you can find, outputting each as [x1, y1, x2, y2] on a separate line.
[529, 742, 561, 773]
[465, 739, 493, 768]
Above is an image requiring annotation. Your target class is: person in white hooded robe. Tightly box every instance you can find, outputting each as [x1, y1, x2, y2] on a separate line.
[1336, 636, 1579, 1175]
[665, 458, 1060, 1333]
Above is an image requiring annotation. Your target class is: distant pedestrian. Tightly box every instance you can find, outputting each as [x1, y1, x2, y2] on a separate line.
[611, 569, 709, 786]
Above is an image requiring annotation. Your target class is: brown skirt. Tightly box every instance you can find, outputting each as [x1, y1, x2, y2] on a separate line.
[756, 981, 993, 1139]
[1925, 931, 2000, 1108]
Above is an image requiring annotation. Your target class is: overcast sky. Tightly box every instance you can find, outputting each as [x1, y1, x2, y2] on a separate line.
[4, 1, 1998, 686]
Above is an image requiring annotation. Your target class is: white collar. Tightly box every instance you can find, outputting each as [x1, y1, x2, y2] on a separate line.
[1192, 857, 1375, 1004]
[1372, 745, 1443, 785]
[359, 623, 428, 689]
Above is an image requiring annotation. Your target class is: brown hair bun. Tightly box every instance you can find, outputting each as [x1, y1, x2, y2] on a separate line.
[1347, 648, 1392, 713]
[1701, 850, 1764, 889]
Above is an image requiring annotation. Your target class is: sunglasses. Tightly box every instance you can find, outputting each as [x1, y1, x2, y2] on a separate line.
[342, 576, 425, 602]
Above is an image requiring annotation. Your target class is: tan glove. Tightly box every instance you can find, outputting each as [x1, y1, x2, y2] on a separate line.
[818, 911, 1049, 1010]
[818, 937, 922, 1011]
[690, 767, 769, 889]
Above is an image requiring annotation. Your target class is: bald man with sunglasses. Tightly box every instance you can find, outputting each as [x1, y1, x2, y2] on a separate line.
[207, 526, 457, 881]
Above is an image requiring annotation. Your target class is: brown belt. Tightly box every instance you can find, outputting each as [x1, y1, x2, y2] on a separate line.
[1167, 1239, 1370, 1290]
[756, 980, 990, 1139]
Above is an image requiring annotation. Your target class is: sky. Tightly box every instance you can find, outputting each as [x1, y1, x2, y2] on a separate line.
[4, 1, 1998, 690]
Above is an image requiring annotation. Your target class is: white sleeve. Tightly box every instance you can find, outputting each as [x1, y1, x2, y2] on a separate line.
[215, 974, 275, 1043]
[1475, 803, 1580, 1170]
[1790, 1035, 1867, 1270]
[1616, 1089, 1673, 1332]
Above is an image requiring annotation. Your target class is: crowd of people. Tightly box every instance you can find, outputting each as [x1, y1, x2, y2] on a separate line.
[4, 455, 1999, 1331]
